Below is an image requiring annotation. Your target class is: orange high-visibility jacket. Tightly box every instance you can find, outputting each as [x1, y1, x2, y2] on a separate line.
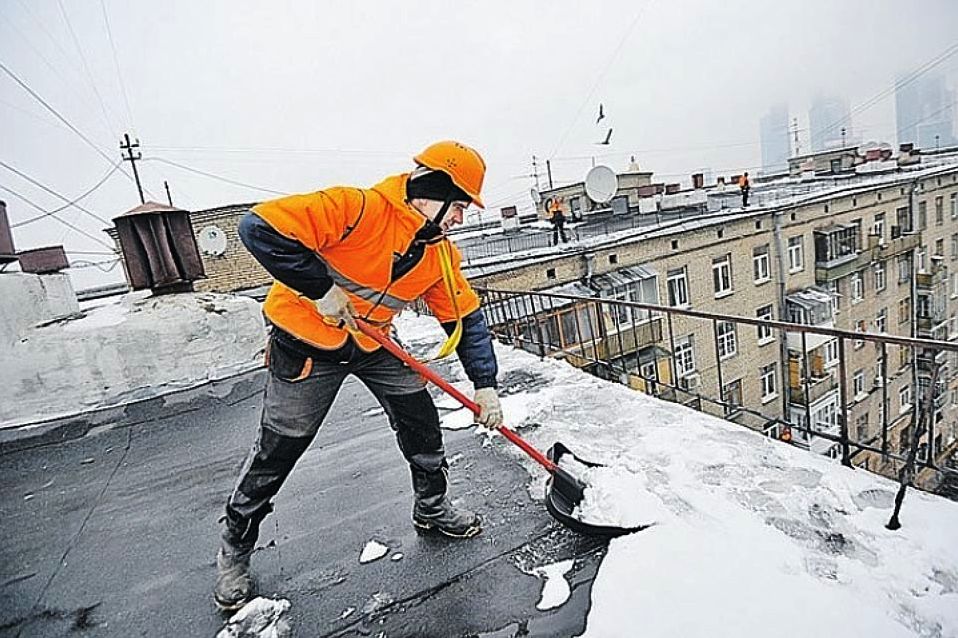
[738, 175, 750, 189]
[251, 174, 480, 352]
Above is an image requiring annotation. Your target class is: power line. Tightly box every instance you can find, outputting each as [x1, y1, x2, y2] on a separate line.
[0, 58, 155, 199]
[143, 157, 289, 196]
[820, 41, 958, 141]
[99, 0, 135, 131]
[0, 184, 116, 251]
[7, 163, 121, 228]
[0, 160, 112, 226]
[56, 0, 122, 134]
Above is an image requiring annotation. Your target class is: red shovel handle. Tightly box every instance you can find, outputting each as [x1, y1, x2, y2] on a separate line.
[355, 319, 558, 473]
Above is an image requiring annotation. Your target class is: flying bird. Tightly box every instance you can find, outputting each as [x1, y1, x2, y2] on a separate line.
[598, 128, 613, 145]
[596, 103, 605, 125]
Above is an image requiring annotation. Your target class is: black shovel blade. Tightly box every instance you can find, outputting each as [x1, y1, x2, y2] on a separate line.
[545, 442, 651, 538]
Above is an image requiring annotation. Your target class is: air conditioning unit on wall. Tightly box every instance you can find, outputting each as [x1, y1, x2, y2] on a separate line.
[679, 372, 701, 392]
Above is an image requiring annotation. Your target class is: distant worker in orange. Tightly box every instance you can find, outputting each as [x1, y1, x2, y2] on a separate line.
[739, 172, 751, 207]
[548, 198, 569, 245]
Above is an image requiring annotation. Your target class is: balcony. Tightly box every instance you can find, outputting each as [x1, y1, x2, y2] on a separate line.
[785, 288, 835, 352]
[815, 232, 919, 284]
[788, 374, 839, 406]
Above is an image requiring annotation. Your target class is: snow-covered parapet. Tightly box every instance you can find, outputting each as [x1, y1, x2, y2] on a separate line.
[0, 290, 267, 429]
[393, 311, 958, 636]
[0, 272, 80, 348]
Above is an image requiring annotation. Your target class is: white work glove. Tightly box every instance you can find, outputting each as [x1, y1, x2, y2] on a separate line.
[474, 387, 504, 429]
[314, 284, 358, 331]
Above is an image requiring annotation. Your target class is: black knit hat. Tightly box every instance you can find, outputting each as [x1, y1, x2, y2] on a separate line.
[407, 169, 470, 203]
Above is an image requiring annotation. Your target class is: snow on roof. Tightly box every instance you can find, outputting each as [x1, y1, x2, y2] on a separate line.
[394, 311, 958, 636]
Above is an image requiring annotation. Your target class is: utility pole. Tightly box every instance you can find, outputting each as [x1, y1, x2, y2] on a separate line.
[841, 127, 847, 149]
[546, 159, 554, 189]
[792, 117, 801, 156]
[120, 133, 145, 204]
[531, 155, 542, 191]
[164, 180, 173, 206]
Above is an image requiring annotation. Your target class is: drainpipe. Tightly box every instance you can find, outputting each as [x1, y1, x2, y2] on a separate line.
[772, 209, 791, 428]
[908, 178, 920, 459]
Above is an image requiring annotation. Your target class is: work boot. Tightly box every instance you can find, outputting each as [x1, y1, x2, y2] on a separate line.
[413, 493, 482, 538]
[213, 508, 260, 611]
[410, 466, 481, 538]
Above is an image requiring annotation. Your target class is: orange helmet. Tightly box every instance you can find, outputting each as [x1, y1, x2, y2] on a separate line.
[414, 141, 486, 208]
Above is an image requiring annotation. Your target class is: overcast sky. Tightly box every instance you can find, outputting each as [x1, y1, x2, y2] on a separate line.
[2, 0, 957, 288]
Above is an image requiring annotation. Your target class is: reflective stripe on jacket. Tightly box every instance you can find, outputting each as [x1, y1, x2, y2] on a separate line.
[244, 173, 482, 354]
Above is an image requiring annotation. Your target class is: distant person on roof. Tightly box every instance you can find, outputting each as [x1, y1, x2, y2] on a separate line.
[739, 172, 751, 207]
[549, 198, 569, 245]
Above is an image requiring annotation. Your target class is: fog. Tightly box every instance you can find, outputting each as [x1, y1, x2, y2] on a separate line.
[1, 0, 956, 288]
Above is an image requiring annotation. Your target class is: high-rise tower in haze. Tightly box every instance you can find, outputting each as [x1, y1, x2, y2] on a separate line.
[809, 95, 853, 152]
[760, 105, 790, 174]
[896, 71, 956, 150]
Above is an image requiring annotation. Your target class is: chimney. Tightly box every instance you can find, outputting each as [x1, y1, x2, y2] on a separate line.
[500, 206, 520, 234]
[0, 201, 16, 266]
[113, 201, 205, 294]
[665, 183, 680, 195]
[18, 246, 69, 274]
[691, 173, 704, 189]
[717, 176, 726, 186]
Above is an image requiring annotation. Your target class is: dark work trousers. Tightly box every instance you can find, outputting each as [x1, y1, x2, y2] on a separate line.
[224, 331, 446, 535]
[741, 187, 750, 207]
[552, 220, 569, 245]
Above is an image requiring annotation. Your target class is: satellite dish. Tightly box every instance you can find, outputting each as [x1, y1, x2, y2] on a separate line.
[198, 225, 227, 256]
[585, 165, 617, 204]
[530, 187, 542, 204]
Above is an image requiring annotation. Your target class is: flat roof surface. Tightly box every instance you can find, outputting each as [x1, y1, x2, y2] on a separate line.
[0, 368, 604, 637]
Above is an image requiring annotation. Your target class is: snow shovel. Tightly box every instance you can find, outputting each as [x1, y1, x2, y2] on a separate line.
[355, 320, 646, 538]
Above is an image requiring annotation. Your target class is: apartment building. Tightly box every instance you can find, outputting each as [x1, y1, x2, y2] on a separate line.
[471, 163, 958, 488]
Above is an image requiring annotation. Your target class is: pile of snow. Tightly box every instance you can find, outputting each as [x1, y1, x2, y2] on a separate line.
[0, 290, 267, 428]
[393, 311, 958, 637]
[358, 540, 389, 564]
[216, 597, 290, 638]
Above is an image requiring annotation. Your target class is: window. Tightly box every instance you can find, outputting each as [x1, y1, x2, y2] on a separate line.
[753, 245, 770, 283]
[760, 364, 777, 401]
[722, 379, 743, 416]
[900, 385, 912, 415]
[897, 206, 911, 232]
[667, 268, 690, 307]
[854, 319, 866, 349]
[712, 255, 733, 296]
[936, 238, 944, 258]
[717, 321, 737, 359]
[873, 213, 885, 244]
[609, 276, 658, 325]
[756, 305, 774, 344]
[952, 234, 958, 260]
[674, 336, 695, 377]
[853, 370, 865, 398]
[953, 272, 958, 298]
[899, 297, 911, 324]
[546, 268, 556, 279]
[787, 236, 804, 271]
[827, 280, 841, 314]
[917, 247, 927, 273]
[918, 201, 927, 230]
[898, 255, 911, 283]
[851, 271, 864, 303]
[952, 193, 957, 219]
[856, 413, 869, 442]
[936, 196, 944, 224]
[874, 261, 886, 292]
[876, 308, 887, 333]
[824, 339, 839, 368]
